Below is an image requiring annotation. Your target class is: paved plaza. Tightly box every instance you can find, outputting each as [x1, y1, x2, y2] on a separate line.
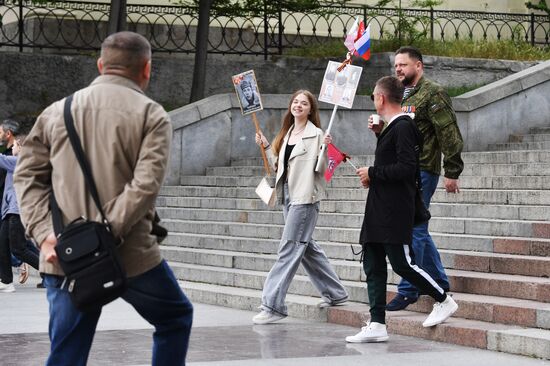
[1, 277, 548, 366]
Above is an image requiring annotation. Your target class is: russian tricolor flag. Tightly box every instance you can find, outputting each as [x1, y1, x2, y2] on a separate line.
[353, 23, 371, 61]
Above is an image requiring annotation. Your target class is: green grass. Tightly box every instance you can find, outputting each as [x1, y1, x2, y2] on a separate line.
[285, 38, 550, 61]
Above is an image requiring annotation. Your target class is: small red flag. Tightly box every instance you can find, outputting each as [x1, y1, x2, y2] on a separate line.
[325, 143, 349, 182]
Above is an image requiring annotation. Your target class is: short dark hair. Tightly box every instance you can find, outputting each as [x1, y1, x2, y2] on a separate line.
[395, 46, 423, 63]
[375, 76, 404, 105]
[100, 31, 151, 76]
[1, 119, 20, 136]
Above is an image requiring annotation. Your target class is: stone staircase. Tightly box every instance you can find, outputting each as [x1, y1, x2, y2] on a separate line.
[157, 126, 550, 360]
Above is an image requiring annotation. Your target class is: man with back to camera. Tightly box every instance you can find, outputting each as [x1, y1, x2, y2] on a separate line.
[14, 31, 193, 365]
[385, 46, 464, 311]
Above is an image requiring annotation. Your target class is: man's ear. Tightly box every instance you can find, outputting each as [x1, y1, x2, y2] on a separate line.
[143, 60, 151, 81]
[97, 58, 104, 74]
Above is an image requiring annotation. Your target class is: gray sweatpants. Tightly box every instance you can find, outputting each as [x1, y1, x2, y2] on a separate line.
[261, 184, 349, 316]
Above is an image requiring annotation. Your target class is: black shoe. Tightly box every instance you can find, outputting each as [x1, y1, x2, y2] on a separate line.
[36, 282, 45, 289]
[386, 294, 417, 311]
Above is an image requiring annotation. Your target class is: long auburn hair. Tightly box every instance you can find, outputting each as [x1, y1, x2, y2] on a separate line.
[271, 90, 321, 155]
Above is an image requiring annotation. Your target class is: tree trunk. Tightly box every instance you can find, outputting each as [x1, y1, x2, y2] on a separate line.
[189, 0, 213, 103]
[108, 0, 127, 35]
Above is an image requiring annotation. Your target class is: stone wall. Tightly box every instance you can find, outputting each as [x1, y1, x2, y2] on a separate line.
[166, 59, 550, 183]
[0, 50, 537, 132]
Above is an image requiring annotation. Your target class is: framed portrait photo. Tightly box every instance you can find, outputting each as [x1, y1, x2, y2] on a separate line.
[232, 70, 263, 115]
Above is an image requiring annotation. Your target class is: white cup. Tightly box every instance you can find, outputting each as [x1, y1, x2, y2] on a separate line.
[371, 114, 380, 125]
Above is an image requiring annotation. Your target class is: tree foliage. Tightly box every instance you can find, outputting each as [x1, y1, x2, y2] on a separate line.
[169, 0, 350, 16]
[526, 0, 550, 16]
[374, 0, 443, 45]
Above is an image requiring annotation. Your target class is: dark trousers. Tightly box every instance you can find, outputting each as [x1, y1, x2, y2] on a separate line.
[44, 260, 193, 366]
[0, 214, 40, 284]
[363, 243, 447, 324]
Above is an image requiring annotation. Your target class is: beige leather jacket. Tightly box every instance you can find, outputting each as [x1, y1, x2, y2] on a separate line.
[13, 75, 171, 277]
[266, 121, 327, 205]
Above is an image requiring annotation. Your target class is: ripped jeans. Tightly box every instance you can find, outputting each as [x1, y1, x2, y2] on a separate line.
[260, 184, 348, 316]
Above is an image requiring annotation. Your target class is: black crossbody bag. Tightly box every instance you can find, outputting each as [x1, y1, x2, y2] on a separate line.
[50, 94, 127, 312]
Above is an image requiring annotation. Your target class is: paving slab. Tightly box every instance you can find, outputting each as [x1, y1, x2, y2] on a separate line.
[2, 277, 548, 366]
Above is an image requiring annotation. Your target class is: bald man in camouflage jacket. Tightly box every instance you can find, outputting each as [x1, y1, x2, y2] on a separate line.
[386, 46, 464, 311]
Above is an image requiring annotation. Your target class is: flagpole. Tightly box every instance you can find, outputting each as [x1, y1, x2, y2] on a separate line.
[315, 104, 338, 172]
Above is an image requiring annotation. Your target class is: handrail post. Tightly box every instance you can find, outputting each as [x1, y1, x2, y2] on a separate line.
[430, 6, 434, 41]
[278, 5, 282, 55]
[530, 12, 535, 46]
[18, 0, 24, 52]
[263, 0, 268, 60]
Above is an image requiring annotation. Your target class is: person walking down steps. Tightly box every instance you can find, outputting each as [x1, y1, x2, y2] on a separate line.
[253, 89, 349, 325]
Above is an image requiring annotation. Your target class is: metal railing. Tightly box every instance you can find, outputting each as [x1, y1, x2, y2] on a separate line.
[1, 0, 548, 57]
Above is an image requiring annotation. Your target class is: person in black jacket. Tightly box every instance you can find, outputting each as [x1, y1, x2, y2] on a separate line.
[345, 76, 458, 344]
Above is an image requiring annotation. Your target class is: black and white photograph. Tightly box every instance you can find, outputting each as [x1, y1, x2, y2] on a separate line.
[318, 61, 362, 109]
[232, 70, 263, 115]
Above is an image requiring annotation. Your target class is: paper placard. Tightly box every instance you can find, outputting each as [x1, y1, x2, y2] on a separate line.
[255, 177, 276, 207]
[318, 61, 363, 109]
[232, 70, 264, 115]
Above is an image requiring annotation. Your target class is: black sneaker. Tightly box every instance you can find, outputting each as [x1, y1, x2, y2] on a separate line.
[386, 294, 417, 311]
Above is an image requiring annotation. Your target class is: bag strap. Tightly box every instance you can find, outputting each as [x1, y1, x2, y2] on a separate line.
[63, 94, 109, 223]
[51, 94, 110, 235]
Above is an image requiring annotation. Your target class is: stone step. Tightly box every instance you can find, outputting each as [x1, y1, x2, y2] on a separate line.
[430, 203, 550, 222]
[160, 186, 550, 205]
[164, 230, 550, 261]
[170, 260, 550, 302]
[178, 275, 550, 332]
[162, 245, 550, 280]
[157, 197, 550, 222]
[178, 279, 550, 359]
[329, 304, 550, 359]
[205, 163, 550, 178]
[510, 133, 550, 143]
[162, 216, 550, 244]
[487, 141, 550, 151]
[179, 280, 329, 322]
[181, 174, 550, 190]
[529, 126, 550, 135]
[231, 150, 550, 166]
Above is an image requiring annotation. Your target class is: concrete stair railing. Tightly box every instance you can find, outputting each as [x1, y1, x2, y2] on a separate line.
[157, 125, 550, 360]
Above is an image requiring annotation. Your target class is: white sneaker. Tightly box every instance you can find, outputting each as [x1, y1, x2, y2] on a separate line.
[345, 321, 389, 343]
[0, 282, 15, 293]
[252, 310, 285, 325]
[422, 295, 458, 327]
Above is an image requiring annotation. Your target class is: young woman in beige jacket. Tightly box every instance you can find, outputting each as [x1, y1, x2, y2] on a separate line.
[253, 90, 348, 324]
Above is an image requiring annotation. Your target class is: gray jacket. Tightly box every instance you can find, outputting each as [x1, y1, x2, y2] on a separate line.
[0, 155, 18, 219]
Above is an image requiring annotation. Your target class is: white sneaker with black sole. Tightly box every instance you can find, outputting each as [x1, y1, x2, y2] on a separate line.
[252, 310, 286, 325]
[422, 295, 458, 327]
[0, 282, 15, 293]
[345, 321, 389, 343]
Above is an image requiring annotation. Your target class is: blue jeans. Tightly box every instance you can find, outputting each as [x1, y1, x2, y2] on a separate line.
[44, 260, 193, 366]
[397, 171, 450, 299]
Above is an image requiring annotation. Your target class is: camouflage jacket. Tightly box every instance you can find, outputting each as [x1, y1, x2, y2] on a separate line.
[402, 76, 464, 179]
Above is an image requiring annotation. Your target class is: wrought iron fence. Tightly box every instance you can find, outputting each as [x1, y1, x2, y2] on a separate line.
[1, 0, 548, 57]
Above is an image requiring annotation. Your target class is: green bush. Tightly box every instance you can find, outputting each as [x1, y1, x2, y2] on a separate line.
[285, 38, 550, 61]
